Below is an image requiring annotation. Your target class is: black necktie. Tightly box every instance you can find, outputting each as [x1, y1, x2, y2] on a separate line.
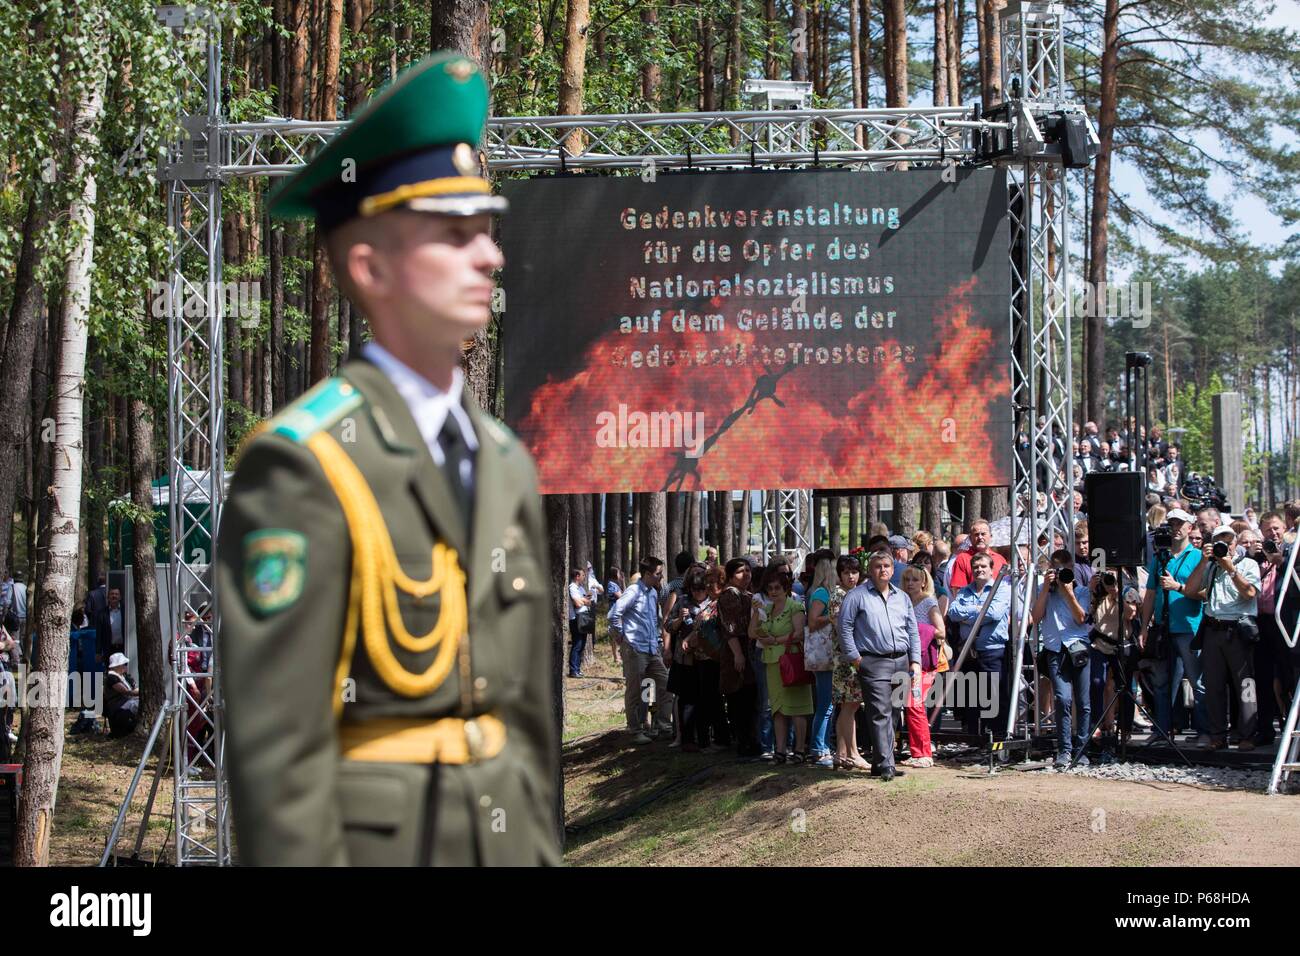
[438, 410, 475, 524]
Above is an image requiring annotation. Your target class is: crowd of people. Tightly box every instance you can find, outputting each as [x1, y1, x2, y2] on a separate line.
[583, 494, 1300, 778]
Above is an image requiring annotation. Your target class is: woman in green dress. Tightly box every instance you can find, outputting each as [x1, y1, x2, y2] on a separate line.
[749, 561, 813, 763]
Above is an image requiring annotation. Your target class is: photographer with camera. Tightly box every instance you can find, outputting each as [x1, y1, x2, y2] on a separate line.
[1138, 509, 1207, 738]
[1182, 524, 1261, 751]
[1087, 568, 1141, 758]
[1031, 549, 1093, 768]
[1244, 517, 1288, 746]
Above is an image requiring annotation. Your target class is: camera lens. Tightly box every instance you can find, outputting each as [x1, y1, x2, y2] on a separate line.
[1102, 571, 1117, 588]
[1057, 566, 1074, 586]
[1213, 541, 1229, 559]
[1264, 539, 1279, 554]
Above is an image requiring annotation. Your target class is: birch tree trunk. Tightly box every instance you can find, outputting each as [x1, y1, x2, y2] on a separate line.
[17, 4, 108, 866]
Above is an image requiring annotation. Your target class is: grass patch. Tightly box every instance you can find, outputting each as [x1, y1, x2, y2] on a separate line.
[62, 811, 95, 832]
[1114, 812, 1210, 866]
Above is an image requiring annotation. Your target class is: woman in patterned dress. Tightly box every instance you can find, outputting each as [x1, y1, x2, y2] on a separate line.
[830, 555, 871, 770]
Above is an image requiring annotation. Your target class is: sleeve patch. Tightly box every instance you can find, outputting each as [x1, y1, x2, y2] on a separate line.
[242, 529, 307, 616]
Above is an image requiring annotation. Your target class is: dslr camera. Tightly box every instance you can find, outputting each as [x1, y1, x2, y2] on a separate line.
[1212, 540, 1230, 559]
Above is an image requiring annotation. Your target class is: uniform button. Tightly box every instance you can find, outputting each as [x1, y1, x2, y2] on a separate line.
[474, 676, 488, 691]
[512, 576, 526, 591]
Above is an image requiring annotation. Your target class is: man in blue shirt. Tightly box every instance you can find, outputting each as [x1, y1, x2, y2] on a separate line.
[1031, 549, 1092, 766]
[948, 552, 1012, 735]
[837, 551, 920, 781]
[608, 556, 672, 743]
[1138, 508, 1206, 736]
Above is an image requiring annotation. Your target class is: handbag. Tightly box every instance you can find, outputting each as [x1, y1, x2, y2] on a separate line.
[1062, 637, 1090, 670]
[779, 647, 814, 686]
[575, 606, 594, 634]
[804, 623, 835, 672]
[1234, 614, 1260, 643]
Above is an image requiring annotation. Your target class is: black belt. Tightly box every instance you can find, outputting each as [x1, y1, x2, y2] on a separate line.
[1203, 616, 1236, 629]
[865, 649, 907, 658]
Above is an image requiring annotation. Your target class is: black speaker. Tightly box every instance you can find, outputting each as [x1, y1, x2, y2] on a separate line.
[0, 764, 19, 866]
[1085, 472, 1146, 567]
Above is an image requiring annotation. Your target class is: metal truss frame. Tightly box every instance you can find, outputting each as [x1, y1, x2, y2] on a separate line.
[1001, 1, 1077, 742]
[132, 2, 1084, 862]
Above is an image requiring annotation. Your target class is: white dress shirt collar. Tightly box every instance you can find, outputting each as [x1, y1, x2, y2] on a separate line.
[362, 342, 478, 466]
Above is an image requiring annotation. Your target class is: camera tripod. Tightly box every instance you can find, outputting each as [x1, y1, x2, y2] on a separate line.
[1067, 565, 1193, 769]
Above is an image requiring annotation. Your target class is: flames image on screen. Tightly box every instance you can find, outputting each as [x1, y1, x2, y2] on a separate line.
[515, 276, 1011, 495]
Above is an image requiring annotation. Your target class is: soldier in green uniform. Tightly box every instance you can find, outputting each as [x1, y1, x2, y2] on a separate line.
[216, 52, 560, 865]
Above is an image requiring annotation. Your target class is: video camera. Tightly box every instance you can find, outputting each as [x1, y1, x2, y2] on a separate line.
[1181, 472, 1229, 512]
[1151, 522, 1173, 554]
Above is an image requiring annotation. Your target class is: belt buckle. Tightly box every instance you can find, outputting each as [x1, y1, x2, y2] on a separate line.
[463, 717, 485, 763]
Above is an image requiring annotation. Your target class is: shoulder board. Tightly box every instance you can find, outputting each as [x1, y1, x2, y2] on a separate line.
[269, 377, 365, 444]
[479, 415, 518, 449]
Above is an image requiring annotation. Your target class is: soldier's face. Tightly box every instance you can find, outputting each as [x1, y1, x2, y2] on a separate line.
[368, 212, 503, 347]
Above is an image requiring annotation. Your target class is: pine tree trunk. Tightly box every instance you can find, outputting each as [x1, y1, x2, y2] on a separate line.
[923, 490, 944, 539]
[557, 0, 591, 154]
[17, 6, 108, 866]
[429, 0, 494, 407]
[686, 492, 700, 556]
[895, 492, 918, 536]
[642, 6, 661, 105]
[883, 0, 907, 107]
[642, 492, 667, 564]
[569, 494, 591, 572]
[721, 491, 736, 559]
[828, 495, 842, 552]
[849, 0, 862, 110]
[608, 492, 626, 575]
[666, 492, 682, 560]
[542, 494, 568, 845]
[0, 191, 48, 580]
[590, 493, 603, 576]
[791, 0, 809, 81]
[848, 495, 860, 548]
[980, 0, 1004, 107]
[727, 0, 744, 110]
[933, 0, 948, 106]
[947, 0, 962, 105]
[764, 0, 778, 80]
[1086, 0, 1119, 425]
[983, 486, 1010, 521]
[128, 395, 165, 738]
[860, 0, 872, 107]
[84, 367, 106, 589]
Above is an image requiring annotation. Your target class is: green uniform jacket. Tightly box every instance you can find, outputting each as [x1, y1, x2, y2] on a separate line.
[216, 357, 561, 865]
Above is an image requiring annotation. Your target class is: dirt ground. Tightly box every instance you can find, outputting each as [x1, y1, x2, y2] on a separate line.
[43, 713, 176, 866]
[562, 656, 1300, 867]
[33, 641, 1300, 866]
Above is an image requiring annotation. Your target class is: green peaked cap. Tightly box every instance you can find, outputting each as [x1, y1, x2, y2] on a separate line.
[267, 51, 492, 223]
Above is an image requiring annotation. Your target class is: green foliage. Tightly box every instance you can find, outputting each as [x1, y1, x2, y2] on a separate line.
[1169, 372, 1224, 476]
